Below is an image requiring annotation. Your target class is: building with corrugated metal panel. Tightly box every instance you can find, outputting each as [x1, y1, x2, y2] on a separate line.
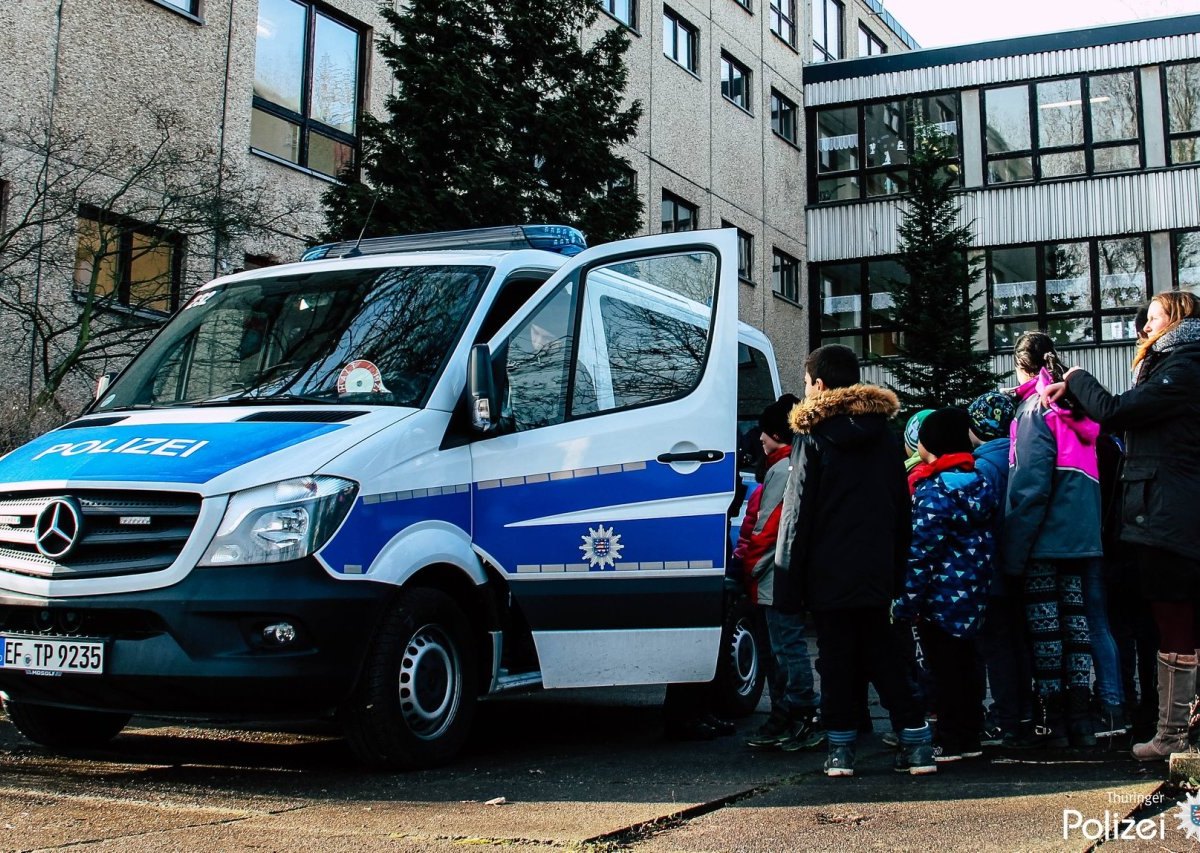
[802, 15, 1200, 393]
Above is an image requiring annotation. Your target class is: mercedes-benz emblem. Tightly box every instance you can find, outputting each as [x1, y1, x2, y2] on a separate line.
[34, 498, 83, 561]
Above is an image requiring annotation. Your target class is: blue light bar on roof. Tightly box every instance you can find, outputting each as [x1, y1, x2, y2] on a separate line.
[301, 224, 587, 262]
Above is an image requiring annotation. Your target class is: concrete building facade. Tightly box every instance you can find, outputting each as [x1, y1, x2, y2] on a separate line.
[0, 0, 915, 406]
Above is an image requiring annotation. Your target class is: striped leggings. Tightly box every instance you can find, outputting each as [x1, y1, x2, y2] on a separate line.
[1024, 560, 1092, 696]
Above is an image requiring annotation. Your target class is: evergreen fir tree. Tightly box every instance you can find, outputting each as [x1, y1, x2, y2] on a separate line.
[320, 0, 643, 245]
[888, 122, 1000, 410]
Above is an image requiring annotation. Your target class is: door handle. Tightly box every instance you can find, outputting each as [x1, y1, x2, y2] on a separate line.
[656, 449, 725, 464]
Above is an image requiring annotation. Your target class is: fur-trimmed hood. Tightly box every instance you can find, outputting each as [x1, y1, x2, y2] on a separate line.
[788, 384, 901, 434]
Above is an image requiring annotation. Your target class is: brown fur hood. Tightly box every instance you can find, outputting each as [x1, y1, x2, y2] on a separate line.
[788, 384, 901, 434]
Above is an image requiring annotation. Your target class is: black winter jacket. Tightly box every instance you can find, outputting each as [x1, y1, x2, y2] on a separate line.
[774, 384, 911, 613]
[1067, 319, 1200, 564]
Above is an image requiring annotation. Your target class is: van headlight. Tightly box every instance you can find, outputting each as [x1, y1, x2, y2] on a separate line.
[200, 476, 358, 566]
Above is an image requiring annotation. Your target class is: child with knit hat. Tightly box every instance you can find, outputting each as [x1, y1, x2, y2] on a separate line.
[966, 390, 1033, 748]
[739, 395, 824, 752]
[893, 407, 1000, 762]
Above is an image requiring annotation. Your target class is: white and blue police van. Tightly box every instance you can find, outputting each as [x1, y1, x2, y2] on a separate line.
[0, 225, 781, 768]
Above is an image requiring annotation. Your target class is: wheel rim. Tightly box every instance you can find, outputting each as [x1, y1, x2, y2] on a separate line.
[729, 617, 759, 698]
[398, 623, 462, 740]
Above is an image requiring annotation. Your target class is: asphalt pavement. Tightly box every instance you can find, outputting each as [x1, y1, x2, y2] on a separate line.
[0, 686, 1196, 852]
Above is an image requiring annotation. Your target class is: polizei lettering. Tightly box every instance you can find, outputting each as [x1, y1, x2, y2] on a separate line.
[32, 438, 210, 461]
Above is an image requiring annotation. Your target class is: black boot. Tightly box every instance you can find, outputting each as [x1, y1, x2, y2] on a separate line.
[1040, 692, 1070, 748]
[1067, 686, 1097, 748]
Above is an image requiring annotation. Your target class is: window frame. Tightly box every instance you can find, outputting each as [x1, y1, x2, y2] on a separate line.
[809, 90, 965, 205]
[72, 205, 184, 317]
[723, 221, 755, 283]
[985, 234, 1151, 352]
[811, 0, 842, 62]
[661, 190, 699, 233]
[1162, 60, 1200, 166]
[1171, 228, 1200, 293]
[720, 52, 752, 113]
[147, 0, 202, 20]
[663, 7, 699, 74]
[980, 69, 1145, 186]
[730, 0, 752, 12]
[771, 89, 798, 145]
[858, 23, 885, 57]
[772, 248, 800, 304]
[251, 0, 367, 179]
[769, 0, 797, 48]
[601, 0, 638, 29]
[808, 257, 906, 360]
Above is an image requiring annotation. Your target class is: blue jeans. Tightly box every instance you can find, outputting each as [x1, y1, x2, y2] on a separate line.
[765, 606, 819, 713]
[1083, 557, 1125, 707]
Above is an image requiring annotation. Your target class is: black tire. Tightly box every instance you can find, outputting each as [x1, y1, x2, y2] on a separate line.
[1, 697, 130, 748]
[341, 587, 478, 770]
[708, 594, 768, 719]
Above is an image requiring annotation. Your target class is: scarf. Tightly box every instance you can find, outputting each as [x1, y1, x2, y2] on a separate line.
[1133, 317, 1200, 385]
[907, 452, 975, 496]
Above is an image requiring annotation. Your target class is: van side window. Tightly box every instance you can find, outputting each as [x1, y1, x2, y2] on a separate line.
[475, 274, 551, 343]
[737, 343, 776, 473]
[573, 251, 717, 416]
[501, 282, 579, 431]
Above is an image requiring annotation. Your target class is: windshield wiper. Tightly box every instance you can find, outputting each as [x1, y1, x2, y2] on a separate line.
[181, 392, 335, 407]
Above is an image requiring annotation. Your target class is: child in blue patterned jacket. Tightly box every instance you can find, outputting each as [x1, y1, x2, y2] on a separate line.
[893, 408, 1000, 763]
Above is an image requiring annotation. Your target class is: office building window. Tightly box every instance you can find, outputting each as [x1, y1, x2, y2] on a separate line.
[773, 249, 800, 302]
[721, 53, 751, 111]
[602, 0, 636, 27]
[983, 72, 1141, 184]
[812, 92, 961, 203]
[663, 8, 698, 73]
[1165, 62, 1200, 165]
[73, 207, 182, 315]
[724, 222, 754, 282]
[731, 0, 752, 10]
[811, 259, 904, 358]
[987, 236, 1148, 350]
[771, 90, 798, 144]
[770, 0, 796, 47]
[1174, 230, 1200, 293]
[251, 0, 364, 178]
[858, 24, 885, 56]
[662, 191, 698, 233]
[811, 0, 842, 62]
[155, 0, 199, 14]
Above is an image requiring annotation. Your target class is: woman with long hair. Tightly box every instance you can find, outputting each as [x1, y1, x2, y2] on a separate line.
[1004, 331, 1107, 748]
[1046, 291, 1200, 761]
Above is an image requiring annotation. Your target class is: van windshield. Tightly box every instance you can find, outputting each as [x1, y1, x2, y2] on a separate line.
[97, 263, 493, 410]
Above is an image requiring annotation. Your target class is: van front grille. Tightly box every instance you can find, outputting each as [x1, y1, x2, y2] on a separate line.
[0, 490, 201, 580]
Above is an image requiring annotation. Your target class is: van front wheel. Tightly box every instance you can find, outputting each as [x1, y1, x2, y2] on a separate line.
[341, 587, 477, 769]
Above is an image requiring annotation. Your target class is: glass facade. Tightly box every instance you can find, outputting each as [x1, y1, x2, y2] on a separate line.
[813, 93, 959, 203]
[983, 72, 1141, 184]
[987, 237, 1148, 349]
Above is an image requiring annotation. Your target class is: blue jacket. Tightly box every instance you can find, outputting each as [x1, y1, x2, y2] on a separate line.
[973, 438, 1010, 596]
[893, 466, 998, 638]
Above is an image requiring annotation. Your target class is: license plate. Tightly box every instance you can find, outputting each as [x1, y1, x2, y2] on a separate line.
[0, 635, 104, 675]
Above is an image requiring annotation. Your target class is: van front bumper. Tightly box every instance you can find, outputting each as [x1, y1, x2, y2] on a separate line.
[0, 558, 390, 715]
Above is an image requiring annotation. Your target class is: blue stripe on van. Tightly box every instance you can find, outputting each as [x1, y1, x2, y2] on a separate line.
[0, 422, 346, 485]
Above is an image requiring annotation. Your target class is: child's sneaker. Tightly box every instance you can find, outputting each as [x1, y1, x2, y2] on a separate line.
[895, 742, 937, 775]
[824, 743, 855, 777]
[745, 708, 795, 749]
[932, 740, 962, 763]
[779, 712, 826, 752]
[979, 724, 1004, 747]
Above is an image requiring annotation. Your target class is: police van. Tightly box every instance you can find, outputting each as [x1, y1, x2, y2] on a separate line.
[0, 226, 781, 768]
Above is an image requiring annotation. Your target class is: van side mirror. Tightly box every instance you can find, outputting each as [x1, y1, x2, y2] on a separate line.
[94, 372, 117, 401]
[467, 344, 497, 433]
